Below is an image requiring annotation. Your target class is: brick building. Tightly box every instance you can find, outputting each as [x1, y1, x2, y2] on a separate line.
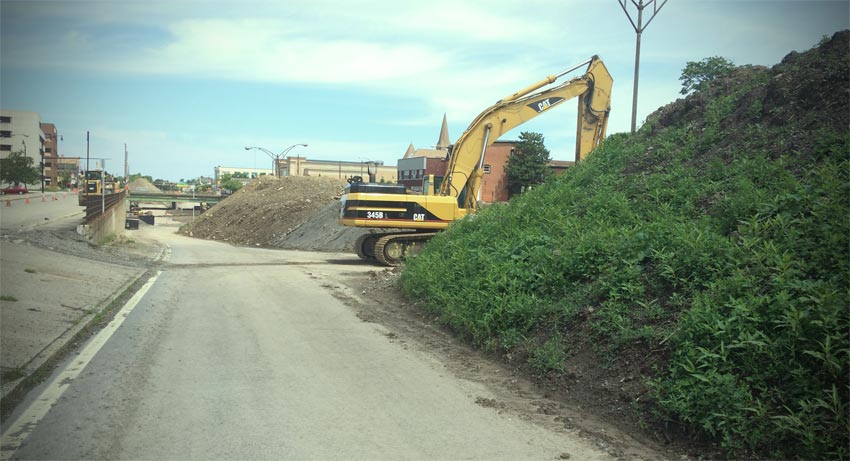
[396, 114, 576, 203]
[40, 122, 59, 187]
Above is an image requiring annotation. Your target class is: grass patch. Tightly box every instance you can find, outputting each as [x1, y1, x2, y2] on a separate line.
[0, 295, 18, 302]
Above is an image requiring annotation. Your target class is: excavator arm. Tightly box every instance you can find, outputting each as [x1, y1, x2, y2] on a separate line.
[439, 55, 613, 209]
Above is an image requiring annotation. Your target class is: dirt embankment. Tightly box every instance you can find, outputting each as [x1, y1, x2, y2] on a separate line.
[126, 178, 164, 194]
[178, 175, 374, 250]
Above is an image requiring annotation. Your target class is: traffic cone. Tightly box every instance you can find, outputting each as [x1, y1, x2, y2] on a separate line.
[25, 197, 30, 204]
[5, 199, 10, 207]
[41, 195, 46, 202]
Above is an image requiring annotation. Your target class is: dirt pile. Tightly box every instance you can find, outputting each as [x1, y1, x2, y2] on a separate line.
[179, 175, 369, 249]
[646, 30, 849, 163]
[126, 178, 163, 194]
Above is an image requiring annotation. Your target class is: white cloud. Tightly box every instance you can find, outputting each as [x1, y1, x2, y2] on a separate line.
[4, 0, 847, 181]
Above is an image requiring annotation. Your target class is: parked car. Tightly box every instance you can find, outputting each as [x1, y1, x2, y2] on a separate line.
[1, 185, 29, 195]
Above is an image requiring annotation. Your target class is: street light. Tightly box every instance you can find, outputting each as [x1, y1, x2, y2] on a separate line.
[280, 143, 308, 177]
[244, 143, 308, 177]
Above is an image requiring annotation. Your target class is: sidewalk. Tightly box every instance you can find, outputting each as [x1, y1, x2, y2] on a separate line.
[2, 190, 76, 206]
[0, 236, 155, 404]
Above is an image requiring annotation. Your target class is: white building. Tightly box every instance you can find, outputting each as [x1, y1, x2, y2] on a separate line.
[213, 166, 274, 186]
[1, 110, 41, 159]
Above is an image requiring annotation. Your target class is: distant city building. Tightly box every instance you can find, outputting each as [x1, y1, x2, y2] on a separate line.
[0, 110, 47, 187]
[0, 110, 66, 188]
[278, 157, 397, 183]
[57, 156, 81, 187]
[214, 166, 273, 186]
[41, 122, 59, 186]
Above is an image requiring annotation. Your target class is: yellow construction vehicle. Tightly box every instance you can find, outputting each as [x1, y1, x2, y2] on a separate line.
[340, 55, 613, 265]
[78, 169, 121, 205]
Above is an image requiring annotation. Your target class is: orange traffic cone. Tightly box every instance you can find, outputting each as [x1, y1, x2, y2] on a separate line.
[25, 197, 30, 204]
[5, 199, 10, 207]
[41, 195, 46, 202]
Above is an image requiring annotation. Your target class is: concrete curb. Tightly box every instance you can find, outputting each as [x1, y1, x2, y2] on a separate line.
[0, 269, 148, 407]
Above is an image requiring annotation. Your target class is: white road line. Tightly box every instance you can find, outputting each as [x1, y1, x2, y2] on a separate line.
[0, 271, 161, 460]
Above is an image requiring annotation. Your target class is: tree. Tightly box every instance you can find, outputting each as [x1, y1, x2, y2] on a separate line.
[221, 178, 243, 192]
[680, 56, 736, 95]
[58, 170, 72, 188]
[506, 132, 552, 196]
[0, 151, 39, 186]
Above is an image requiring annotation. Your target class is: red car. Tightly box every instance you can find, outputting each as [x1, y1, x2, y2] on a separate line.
[1, 185, 29, 195]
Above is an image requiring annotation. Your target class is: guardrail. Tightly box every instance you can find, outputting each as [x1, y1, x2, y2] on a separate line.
[82, 190, 126, 223]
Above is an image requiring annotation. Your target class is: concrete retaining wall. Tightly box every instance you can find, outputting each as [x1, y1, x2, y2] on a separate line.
[76, 197, 126, 244]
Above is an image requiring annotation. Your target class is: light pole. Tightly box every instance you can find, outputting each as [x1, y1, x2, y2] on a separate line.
[280, 143, 307, 176]
[244, 143, 307, 177]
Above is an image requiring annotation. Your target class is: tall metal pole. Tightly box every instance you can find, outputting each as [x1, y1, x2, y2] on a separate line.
[631, 5, 643, 135]
[618, 0, 668, 134]
[86, 131, 90, 173]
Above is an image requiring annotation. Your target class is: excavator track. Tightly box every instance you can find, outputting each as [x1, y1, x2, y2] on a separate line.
[355, 233, 380, 262]
[371, 232, 436, 266]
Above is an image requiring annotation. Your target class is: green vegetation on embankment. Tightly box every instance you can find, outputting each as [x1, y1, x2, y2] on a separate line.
[401, 31, 849, 459]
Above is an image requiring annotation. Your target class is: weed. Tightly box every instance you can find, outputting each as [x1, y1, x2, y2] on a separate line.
[0, 295, 18, 302]
[402, 33, 850, 460]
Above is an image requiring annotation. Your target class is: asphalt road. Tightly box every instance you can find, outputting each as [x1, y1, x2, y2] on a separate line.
[3, 223, 613, 460]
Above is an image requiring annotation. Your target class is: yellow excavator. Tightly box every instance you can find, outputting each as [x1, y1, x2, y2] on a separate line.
[340, 55, 613, 266]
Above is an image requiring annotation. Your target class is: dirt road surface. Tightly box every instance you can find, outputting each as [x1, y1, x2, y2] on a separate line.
[1, 218, 672, 460]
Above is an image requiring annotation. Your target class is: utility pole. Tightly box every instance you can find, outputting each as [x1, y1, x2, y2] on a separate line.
[124, 143, 129, 182]
[618, 0, 668, 134]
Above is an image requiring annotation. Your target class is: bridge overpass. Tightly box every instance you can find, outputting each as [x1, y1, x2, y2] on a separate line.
[128, 192, 226, 206]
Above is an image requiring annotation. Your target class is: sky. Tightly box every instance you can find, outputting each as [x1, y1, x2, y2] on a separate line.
[1, 0, 847, 182]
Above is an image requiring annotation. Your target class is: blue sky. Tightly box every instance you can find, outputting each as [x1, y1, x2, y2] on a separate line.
[1, 0, 847, 182]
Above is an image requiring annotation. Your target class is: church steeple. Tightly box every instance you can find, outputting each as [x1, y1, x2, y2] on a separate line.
[403, 143, 415, 159]
[435, 113, 450, 151]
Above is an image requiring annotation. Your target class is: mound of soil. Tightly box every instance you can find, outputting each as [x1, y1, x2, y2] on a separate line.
[179, 175, 367, 249]
[126, 178, 163, 194]
[270, 200, 379, 252]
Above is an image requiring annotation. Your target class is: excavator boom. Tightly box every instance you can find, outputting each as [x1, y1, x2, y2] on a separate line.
[440, 55, 612, 205]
